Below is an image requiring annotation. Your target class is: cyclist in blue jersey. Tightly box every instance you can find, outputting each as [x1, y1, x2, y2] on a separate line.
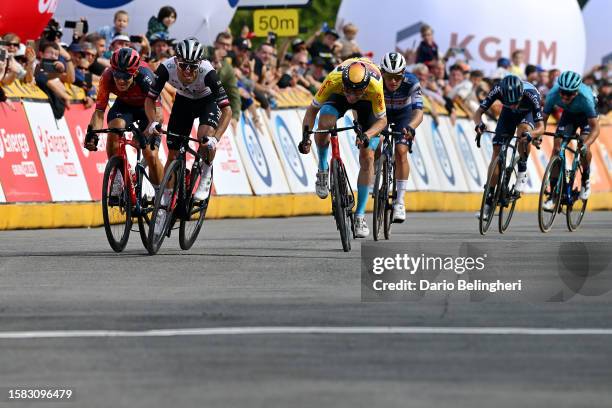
[473, 74, 544, 220]
[540, 71, 599, 209]
[379, 52, 424, 223]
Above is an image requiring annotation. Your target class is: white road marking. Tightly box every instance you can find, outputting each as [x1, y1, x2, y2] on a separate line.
[0, 326, 611, 339]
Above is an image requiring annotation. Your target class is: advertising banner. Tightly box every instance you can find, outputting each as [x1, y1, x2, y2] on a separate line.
[0, 103, 51, 202]
[337, 0, 586, 73]
[0, 182, 5, 202]
[212, 123, 252, 195]
[453, 119, 488, 192]
[582, 0, 612, 68]
[234, 111, 290, 195]
[406, 118, 441, 191]
[421, 116, 468, 192]
[23, 101, 91, 201]
[268, 110, 317, 194]
[64, 104, 107, 200]
[53, 0, 237, 46]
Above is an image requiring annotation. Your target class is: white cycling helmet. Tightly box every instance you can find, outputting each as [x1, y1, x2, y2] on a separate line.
[380, 52, 406, 75]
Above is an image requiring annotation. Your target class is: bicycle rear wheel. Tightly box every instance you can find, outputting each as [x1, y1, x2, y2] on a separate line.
[372, 156, 386, 241]
[479, 156, 502, 235]
[179, 165, 212, 250]
[102, 156, 132, 252]
[383, 157, 395, 240]
[566, 167, 587, 231]
[499, 156, 519, 233]
[331, 159, 351, 252]
[538, 156, 563, 233]
[147, 160, 180, 255]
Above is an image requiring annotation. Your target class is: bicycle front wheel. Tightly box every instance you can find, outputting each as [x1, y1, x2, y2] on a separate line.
[383, 157, 395, 240]
[372, 156, 386, 241]
[102, 156, 132, 252]
[479, 156, 502, 235]
[538, 156, 563, 233]
[147, 159, 181, 255]
[179, 166, 212, 250]
[499, 156, 519, 233]
[331, 159, 351, 252]
[566, 166, 587, 232]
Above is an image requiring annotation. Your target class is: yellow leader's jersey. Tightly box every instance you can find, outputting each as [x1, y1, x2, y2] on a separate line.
[312, 57, 386, 119]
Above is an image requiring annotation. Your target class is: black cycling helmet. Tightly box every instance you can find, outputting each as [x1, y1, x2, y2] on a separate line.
[499, 74, 523, 105]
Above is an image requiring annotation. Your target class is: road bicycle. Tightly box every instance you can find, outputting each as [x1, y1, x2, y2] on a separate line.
[476, 130, 528, 235]
[372, 126, 412, 241]
[538, 132, 588, 233]
[301, 121, 368, 252]
[89, 123, 156, 252]
[147, 130, 212, 255]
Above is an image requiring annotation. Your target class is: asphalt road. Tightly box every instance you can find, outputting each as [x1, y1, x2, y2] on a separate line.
[1, 212, 611, 408]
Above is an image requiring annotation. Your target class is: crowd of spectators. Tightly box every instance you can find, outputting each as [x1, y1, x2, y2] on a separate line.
[0, 14, 609, 123]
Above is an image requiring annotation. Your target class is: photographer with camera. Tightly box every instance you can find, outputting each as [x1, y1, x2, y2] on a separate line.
[34, 36, 75, 118]
[69, 42, 97, 108]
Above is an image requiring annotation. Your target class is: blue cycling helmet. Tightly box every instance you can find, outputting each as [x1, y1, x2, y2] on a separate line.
[557, 71, 582, 92]
[499, 74, 523, 105]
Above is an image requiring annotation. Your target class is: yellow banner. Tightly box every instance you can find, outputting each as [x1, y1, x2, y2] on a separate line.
[253, 9, 299, 37]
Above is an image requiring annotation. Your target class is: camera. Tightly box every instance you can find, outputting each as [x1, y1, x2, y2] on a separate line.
[267, 32, 277, 46]
[129, 35, 144, 43]
[42, 19, 63, 42]
[41, 58, 60, 73]
[0, 49, 7, 62]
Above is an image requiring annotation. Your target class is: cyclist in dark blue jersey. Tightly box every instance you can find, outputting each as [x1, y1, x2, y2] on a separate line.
[379, 52, 424, 222]
[473, 74, 544, 219]
[541, 71, 599, 208]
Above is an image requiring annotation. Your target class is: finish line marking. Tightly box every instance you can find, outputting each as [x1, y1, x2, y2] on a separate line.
[0, 326, 612, 339]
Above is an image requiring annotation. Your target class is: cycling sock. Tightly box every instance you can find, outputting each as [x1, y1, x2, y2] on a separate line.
[396, 179, 409, 206]
[317, 143, 329, 171]
[518, 158, 527, 173]
[356, 184, 369, 215]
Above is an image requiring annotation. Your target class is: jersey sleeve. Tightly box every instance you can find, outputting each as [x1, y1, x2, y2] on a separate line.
[312, 71, 342, 108]
[148, 64, 169, 99]
[479, 85, 501, 111]
[543, 88, 558, 114]
[370, 80, 386, 118]
[582, 88, 598, 118]
[94, 71, 111, 111]
[204, 69, 230, 108]
[410, 82, 424, 110]
[526, 90, 543, 122]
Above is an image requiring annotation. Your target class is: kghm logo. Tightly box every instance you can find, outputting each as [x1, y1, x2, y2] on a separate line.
[76, 0, 133, 8]
[431, 121, 455, 185]
[275, 116, 307, 187]
[241, 113, 272, 187]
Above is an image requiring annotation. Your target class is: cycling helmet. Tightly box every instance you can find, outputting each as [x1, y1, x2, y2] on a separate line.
[499, 74, 523, 105]
[110, 47, 140, 75]
[342, 61, 371, 91]
[557, 70, 582, 92]
[380, 52, 406, 75]
[175, 37, 205, 63]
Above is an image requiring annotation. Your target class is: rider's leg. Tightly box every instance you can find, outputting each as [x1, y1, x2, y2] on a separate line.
[515, 121, 533, 192]
[105, 118, 125, 159]
[394, 143, 410, 206]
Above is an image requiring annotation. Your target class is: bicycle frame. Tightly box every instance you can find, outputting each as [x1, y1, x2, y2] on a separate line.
[553, 135, 582, 207]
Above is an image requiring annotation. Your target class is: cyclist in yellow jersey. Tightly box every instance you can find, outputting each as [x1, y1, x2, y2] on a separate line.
[299, 57, 387, 238]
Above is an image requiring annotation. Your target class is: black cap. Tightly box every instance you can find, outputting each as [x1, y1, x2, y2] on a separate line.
[292, 38, 305, 51]
[325, 29, 339, 39]
[233, 38, 251, 51]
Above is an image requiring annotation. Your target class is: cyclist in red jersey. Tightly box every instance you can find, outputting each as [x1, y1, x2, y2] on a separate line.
[84, 48, 164, 189]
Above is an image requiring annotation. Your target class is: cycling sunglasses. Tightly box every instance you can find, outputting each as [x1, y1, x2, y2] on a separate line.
[178, 61, 199, 71]
[560, 90, 577, 97]
[383, 72, 404, 82]
[112, 70, 134, 80]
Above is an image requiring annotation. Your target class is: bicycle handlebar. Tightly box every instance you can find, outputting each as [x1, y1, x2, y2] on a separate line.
[476, 129, 541, 150]
[159, 129, 203, 144]
[380, 129, 413, 153]
[303, 120, 369, 148]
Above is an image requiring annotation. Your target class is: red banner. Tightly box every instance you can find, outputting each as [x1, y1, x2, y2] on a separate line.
[0, 103, 50, 202]
[64, 104, 108, 200]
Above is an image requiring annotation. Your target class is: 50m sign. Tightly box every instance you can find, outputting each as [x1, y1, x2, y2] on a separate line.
[253, 9, 298, 37]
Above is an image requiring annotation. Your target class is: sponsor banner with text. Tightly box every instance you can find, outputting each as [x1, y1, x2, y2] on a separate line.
[23, 102, 91, 201]
[234, 111, 290, 195]
[213, 123, 253, 196]
[0, 103, 51, 202]
[267, 110, 317, 194]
